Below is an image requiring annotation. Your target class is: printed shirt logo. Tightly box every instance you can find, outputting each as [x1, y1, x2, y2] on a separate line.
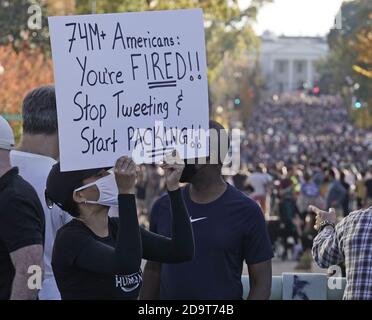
[190, 216, 207, 223]
[115, 270, 142, 293]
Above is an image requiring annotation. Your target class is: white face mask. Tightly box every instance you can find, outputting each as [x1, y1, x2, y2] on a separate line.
[74, 172, 119, 207]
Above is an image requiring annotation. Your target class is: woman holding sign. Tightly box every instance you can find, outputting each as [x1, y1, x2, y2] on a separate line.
[45, 152, 194, 300]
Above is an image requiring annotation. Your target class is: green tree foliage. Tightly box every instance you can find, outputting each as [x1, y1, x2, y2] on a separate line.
[317, 0, 372, 126]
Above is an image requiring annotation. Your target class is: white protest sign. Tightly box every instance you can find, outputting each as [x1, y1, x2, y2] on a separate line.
[48, 9, 209, 171]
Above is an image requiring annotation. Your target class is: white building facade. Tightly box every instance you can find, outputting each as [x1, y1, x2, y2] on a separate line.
[260, 31, 328, 94]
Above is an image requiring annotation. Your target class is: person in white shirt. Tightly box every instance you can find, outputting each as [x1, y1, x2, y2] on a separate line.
[247, 164, 272, 214]
[10, 86, 71, 300]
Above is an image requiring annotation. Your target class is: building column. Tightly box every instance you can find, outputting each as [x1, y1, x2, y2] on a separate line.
[307, 60, 313, 87]
[270, 58, 276, 93]
[288, 59, 293, 91]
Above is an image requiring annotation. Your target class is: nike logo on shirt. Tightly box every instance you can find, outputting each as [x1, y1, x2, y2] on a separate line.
[190, 216, 207, 223]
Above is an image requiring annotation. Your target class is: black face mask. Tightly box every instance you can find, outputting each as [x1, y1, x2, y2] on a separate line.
[180, 163, 198, 183]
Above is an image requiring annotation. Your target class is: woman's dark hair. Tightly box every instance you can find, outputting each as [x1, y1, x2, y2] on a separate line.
[63, 181, 84, 217]
[46, 163, 106, 218]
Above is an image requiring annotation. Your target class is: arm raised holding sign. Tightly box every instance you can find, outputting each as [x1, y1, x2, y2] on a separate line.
[140, 151, 195, 263]
[47, 157, 143, 300]
[46, 152, 194, 300]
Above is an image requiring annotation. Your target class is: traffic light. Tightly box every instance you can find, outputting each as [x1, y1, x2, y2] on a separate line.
[312, 86, 320, 95]
[354, 101, 362, 109]
[234, 97, 241, 106]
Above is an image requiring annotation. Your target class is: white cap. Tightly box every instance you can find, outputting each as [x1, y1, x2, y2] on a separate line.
[0, 115, 15, 150]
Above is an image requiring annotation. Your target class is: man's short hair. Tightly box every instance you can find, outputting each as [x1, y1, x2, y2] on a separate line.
[184, 120, 229, 167]
[208, 120, 230, 166]
[22, 85, 58, 135]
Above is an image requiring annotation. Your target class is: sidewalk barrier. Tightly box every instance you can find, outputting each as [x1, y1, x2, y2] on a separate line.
[242, 273, 346, 300]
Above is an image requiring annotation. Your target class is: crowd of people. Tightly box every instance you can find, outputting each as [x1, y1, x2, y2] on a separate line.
[241, 95, 371, 170]
[229, 95, 372, 269]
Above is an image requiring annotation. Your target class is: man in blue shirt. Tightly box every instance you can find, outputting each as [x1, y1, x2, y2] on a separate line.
[141, 121, 273, 300]
[326, 169, 347, 210]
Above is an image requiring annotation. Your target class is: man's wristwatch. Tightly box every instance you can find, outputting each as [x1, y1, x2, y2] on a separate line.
[318, 220, 335, 232]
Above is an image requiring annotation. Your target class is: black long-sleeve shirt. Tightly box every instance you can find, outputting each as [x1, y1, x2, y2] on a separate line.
[52, 189, 194, 300]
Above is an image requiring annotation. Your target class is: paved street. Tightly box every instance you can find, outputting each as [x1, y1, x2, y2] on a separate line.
[271, 259, 326, 276]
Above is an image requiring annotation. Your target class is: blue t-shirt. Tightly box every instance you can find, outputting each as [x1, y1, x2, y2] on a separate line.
[150, 183, 273, 300]
[301, 182, 320, 197]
